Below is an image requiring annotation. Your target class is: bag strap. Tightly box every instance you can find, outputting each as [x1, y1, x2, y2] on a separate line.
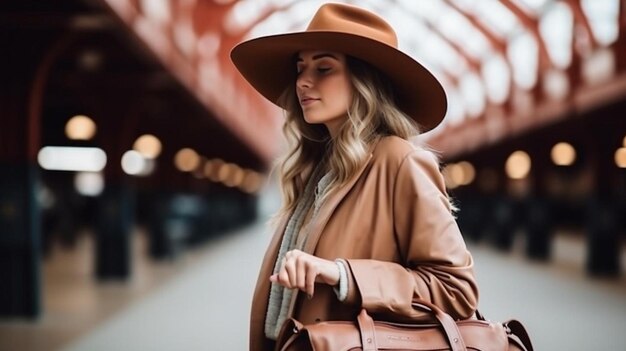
[356, 303, 466, 351]
[276, 318, 303, 351]
[411, 301, 467, 351]
[505, 319, 534, 351]
[476, 309, 534, 351]
[356, 309, 378, 351]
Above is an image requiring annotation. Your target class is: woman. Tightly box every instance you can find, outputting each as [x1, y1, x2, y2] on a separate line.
[231, 3, 479, 350]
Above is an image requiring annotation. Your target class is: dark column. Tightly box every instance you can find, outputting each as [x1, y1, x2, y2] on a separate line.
[586, 197, 620, 276]
[0, 165, 41, 317]
[0, 22, 69, 317]
[524, 143, 553, 261]
[145, 191, 174, 259]
[93, 119, 137, 280]
[480, 162, 518, 251]
[455, 195, 485, 242]
[524, 197, 551, 260]
[85, 64, 158, 279]
[584, 109, 622, 276]
[490, 195, 517, 251]
[95, 182, 134, 279]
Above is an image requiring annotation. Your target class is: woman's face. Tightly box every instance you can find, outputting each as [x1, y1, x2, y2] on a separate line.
[296, 50, 352, 137]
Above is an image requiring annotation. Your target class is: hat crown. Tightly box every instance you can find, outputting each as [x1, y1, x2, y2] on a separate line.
[306, 3, 398, 49]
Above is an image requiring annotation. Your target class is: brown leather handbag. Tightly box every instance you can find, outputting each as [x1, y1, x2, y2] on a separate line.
[275, 300, 533, 351]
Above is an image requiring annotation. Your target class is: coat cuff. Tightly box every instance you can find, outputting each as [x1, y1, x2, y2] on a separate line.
[332, 259, 349, 301]
[342, 259, 362, 305]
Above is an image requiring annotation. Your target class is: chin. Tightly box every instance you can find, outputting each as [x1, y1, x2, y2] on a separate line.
[303, 115, 322, 125]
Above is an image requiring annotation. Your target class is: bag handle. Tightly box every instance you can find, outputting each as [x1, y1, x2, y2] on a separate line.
[276, 318, 304, 351]
[356, 309, 378, 351]
[505, 319, 534, 351]
[411, 301, 467, 351]
[356, 302, 467, 351]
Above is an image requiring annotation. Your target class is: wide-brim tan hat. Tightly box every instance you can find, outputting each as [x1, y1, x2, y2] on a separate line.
[230, 3, 447, 132]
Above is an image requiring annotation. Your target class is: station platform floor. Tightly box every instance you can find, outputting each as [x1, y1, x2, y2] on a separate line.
[1, 213, 625, 350]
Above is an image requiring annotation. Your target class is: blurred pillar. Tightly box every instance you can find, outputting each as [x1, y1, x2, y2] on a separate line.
[0, 166, 41, 318]
[0, 27, 70, 317]
[454, 186, 485, 242]
[490, 195, 518, 251]
[585, 117, 621, 276]
[95, 183, 134, 278]
[524, 197, 551, 260]
[586, 197, 620, 276]
[525, 145, 552, 261]
[92, 102, 140, 280]
[479, 163, 517, 251]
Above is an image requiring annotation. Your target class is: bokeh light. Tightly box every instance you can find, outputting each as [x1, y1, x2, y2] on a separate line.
[615, 147, 626, 168]
[551, 142, 576, 166]
[174, 148, 200, 172]
[65, 115, 96, 140]
[133, 134, 162, 159]
[505, 150, 532, 179]
[74, 172, 104, 196]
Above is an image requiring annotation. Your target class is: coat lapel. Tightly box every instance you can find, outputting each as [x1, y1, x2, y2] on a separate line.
[253, 143, 377, 343]
[249, 214, 290, 350]
[286, 152, 374, 316]
[302, 153, 373, 254]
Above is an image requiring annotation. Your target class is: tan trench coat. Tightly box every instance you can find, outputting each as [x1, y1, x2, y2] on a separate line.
[250, 136, 479, 351]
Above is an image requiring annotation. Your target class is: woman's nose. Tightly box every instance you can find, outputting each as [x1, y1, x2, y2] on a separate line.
[296, 71, 313, 89]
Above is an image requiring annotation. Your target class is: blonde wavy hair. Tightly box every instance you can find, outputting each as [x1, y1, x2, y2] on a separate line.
[275, 56, 422, 217]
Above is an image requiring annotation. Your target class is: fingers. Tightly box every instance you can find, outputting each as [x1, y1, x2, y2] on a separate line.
[271, 250, 322, 297]
[296, 255, 307, 291]
[305, 266, 317, 298]
[284, 253, 298, 288]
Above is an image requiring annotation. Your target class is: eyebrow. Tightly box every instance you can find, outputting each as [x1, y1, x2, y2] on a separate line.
[296, 53, 339, 62]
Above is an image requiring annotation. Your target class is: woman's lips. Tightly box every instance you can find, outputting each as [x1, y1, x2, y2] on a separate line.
[300, 97, 319, 106]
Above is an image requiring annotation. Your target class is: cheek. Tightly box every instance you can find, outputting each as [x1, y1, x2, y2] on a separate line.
[329, 78, 352, 110]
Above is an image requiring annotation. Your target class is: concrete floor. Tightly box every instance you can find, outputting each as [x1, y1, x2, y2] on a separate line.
[1, 219, 625, 351]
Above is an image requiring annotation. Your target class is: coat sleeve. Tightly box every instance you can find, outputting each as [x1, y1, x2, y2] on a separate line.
[343, 148, 479, 320]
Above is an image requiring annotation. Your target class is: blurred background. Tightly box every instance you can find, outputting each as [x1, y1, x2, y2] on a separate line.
[0, 0, 625, 350]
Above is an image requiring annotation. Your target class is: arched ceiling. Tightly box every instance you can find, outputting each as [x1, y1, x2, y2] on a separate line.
[102, 0, 626, 161]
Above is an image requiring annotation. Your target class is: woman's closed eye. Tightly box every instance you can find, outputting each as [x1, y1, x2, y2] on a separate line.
[317, 67, 331, 74]
[296, 67, 331, 76]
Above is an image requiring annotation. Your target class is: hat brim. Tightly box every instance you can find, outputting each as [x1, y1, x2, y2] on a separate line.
[230, 31, 447, 133]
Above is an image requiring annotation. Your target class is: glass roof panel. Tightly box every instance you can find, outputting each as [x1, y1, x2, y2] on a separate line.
[139, 0, 171, 24]
[508, 32, 539, 89]
[247, 1, 317, 38]
[581, 0, 620, 45]
[435, 8, 492, 60]
[267, 0, 294, 7]
[443, 89, 466, 127]
[228, 0, 267, 34]
[417, 30, 468, 77]
[459, 73, 486, 117]
[539, 2, 573, 69]
[482, 55, 511, 104]
[396, 0, 449, 19]
[392, 0, 490, 58]
[513, 0, 554, 14]
[453, 0, 522, 39]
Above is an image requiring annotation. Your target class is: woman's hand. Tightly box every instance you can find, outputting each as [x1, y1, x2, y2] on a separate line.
[270, 249, 340, 298]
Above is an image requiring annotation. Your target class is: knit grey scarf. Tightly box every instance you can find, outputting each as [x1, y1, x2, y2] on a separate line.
[264, 165, 333, 340]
